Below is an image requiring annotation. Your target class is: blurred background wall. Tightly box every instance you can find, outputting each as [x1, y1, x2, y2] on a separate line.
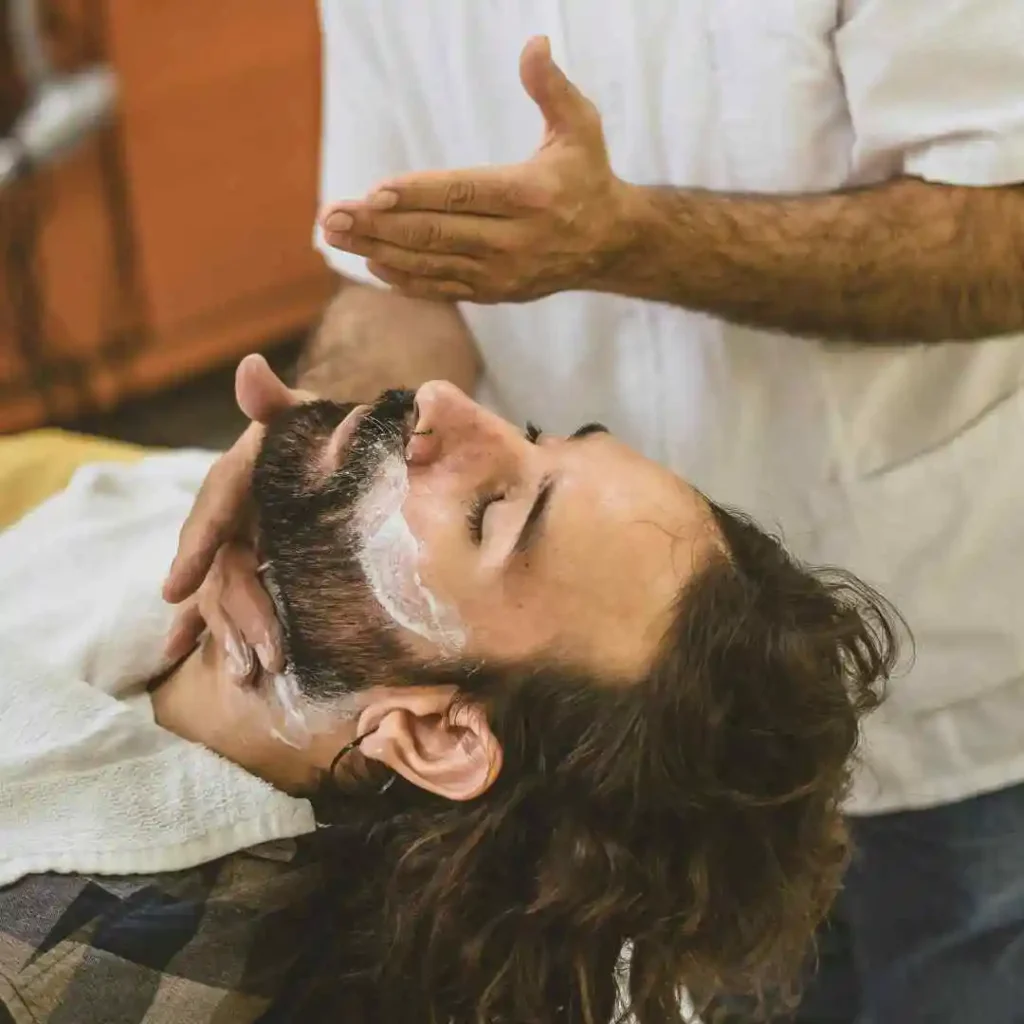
[0, 0, 334, 448]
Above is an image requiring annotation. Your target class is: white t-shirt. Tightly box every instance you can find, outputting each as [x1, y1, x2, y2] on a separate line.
[315, 0, 1024, 814]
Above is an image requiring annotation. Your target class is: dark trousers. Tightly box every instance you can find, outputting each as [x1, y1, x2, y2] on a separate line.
[772, 781, 1024, 1024]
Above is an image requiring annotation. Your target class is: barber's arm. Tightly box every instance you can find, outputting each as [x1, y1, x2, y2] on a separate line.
[326, 11, 1024, 343]
[592, 177, 1024, 343]
[298, 278, 479, 400]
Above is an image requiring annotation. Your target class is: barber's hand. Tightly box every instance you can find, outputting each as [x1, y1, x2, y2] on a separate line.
[166, 543, 274, 678]
[163, 354, 313, 670]
[320, 35, 633, 304]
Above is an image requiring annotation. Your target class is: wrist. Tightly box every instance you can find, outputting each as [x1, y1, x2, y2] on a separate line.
[587, 181, 666, 296]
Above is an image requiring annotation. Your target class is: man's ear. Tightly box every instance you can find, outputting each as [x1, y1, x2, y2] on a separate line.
[355, 687, 502, 801]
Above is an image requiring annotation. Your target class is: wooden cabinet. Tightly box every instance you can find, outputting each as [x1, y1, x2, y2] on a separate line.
[0, 0, 334, 433]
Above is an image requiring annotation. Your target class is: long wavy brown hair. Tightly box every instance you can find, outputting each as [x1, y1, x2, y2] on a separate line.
[270, 503, 901, 1024]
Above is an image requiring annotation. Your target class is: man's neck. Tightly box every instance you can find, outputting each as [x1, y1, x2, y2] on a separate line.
[150, 636, 353, 796]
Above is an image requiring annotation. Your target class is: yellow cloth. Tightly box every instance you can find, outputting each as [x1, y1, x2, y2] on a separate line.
[0, 430, 148, 530]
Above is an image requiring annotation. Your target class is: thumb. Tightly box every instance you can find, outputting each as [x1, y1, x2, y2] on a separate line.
[234, 354, 301, 425]
[518, 35, 599, 142]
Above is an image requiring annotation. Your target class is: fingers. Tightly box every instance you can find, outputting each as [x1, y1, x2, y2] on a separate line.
[165, 599, 205, 662]
[166, 598, 258, 681]
[322, 208, 509, 258]
[203, 598, 258, 681]
[329, 232, 484, 286]
[163, 434, 258, 603]
[164, 543, 287, 678]
[165, 353, 317, 605]
[163, 590, 257, 679]
[235, 354, 300, 425]
[518, 35, 602, 142]
[165, 353, 314, 605]
[357, 166, 540, 217]
[214, 546, 286, 672]
[366, 261, 476, 301]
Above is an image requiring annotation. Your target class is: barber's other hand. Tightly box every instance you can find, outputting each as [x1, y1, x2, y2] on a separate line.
[165, 543, 278, 677]
[162, 354, 312, 668]
[320, 35, 633, 304]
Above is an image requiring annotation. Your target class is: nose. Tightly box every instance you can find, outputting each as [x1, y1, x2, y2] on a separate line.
[406, 380, 520, 467]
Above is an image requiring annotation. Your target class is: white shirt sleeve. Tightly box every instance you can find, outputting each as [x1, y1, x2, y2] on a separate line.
[835, 0, 1024, 186]
[314, 0, 413, 283]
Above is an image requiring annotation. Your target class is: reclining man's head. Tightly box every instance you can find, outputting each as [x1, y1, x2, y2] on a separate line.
[251, 382, 900, 1024]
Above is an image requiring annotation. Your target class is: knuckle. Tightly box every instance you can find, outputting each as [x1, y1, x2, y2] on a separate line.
[503, 180, 532, 209]
[422, 219, 444, 249]
[581, 97, 602, 127]
[445, 180, 476, 211]
[524, 175, 558, 211]
[349, 236, 374, 259]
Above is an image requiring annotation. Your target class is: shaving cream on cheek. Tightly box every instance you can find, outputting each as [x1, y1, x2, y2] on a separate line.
[266, 669, 361, 749]
[268, 670, 314, 749]
[353, 453, 466, 652]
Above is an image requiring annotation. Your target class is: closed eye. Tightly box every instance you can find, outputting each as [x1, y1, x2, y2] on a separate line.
[525, 422, 608, 443]
[467, 492, 503, 544]
[471, 423, 608, 547]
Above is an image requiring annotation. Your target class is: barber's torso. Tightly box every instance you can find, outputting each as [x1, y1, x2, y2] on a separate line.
[318, 0, 1024, 812]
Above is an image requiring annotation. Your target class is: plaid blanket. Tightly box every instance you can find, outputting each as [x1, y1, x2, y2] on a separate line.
[0, 841, 320, 1024]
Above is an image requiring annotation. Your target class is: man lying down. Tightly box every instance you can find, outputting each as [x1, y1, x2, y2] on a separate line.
[0, 364, 901, 1024]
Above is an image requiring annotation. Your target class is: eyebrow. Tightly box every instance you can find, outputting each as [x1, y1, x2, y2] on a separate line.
[510, 424, 609, 557]
[512, 475, 554, 556]
[569, 422, 609, 439]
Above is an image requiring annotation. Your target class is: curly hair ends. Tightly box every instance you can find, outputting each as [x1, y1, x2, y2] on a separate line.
[282, 503, 903, 1024]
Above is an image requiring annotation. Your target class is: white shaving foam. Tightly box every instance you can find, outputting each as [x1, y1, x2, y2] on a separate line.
[353, 452, 465, 652]
[267, 669, 360, 749]
[268, 670, 314, 749]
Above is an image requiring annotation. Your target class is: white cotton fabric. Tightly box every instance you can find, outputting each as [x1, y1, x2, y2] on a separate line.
[316, 0, 1024, 813]
[0, 454, 316, 888]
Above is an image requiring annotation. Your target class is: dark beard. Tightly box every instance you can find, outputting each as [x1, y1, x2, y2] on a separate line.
[251, 391, 417, 703]
[254, 390, 416, 516]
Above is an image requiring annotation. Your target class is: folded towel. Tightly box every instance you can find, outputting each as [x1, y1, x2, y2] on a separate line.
[0, 452, 316, 888]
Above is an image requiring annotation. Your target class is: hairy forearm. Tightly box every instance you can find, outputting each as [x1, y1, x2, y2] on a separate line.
[297, 276, 481, 399]
[601, 177, 1024, 343]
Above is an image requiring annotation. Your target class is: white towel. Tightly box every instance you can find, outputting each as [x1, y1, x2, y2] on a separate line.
[0, 452, 316, 888]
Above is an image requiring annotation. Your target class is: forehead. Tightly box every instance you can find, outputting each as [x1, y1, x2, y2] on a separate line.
[518, 434, 717, 679]
[564, 433, 705, 524]
[559, 433, 716, 583]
